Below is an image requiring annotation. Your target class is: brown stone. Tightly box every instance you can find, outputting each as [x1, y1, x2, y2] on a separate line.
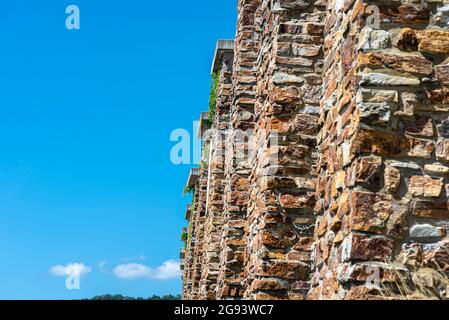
[292, 43, 321, 57]
[351, 191, 393, 233]
[378, 4, 429, 25]
[396, 92, 417, 117]
[399, 243, 423, 268]
[344, 286, 385, 300]
[426, 88, 449, 105]
[436, 140, 449, 163]
[330, 215, 342, 232]
[347, 234, 395, 262]
[286, 250, 310, 262]
[337, 191, 351, 218]
[396, 28, 419, 51]
[334, 232, 345, 244]
[251, 278, 289, 291]
[278, 23, 305, 35]
[253, 293, 287, 300]
[315, 217, 328, 237]
[260, 176, 296, 192]
[436, 64, 449, 86]
[340, 262, 410, 284]
[260, 230, 297, 249]
[385, 202, 408, 240]
[398, 28, 449, 54]
[275, 56, 314, 67]
[293, 237, 314, 252]
[351, 130, 408, 157]
[404, 115, 434, 138]
[279, 193, 314, 209]
[293, 114, 319, 135]
[384, 167, 401, 193]
[276, 145, 311, 160]
[269, 86, 300, 104]
[341, 36, 356, 74]
[358, 52, 433, 76]
[269, 117, 290, 133]
[423, 240, 449, 272]
[257, 261, 310, 280]
[416, 29, 449, 54]
[354, 156, 382, 186]
[407, 137, 435, 159]
[412, 200, 449, 219]
[409, 176, 443, 198]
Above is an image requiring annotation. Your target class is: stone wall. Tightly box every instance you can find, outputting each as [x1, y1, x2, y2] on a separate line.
[310, 0, 449, 300]
[199, 44, 234, 300]
[181, 0, 449, 300]
[217, 0, 261, 300]
[243, 0, 325, 300]
[183, 166, 208, 300]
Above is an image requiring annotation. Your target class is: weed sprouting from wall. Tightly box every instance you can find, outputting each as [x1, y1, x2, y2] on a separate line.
[208, 71, 220, 124]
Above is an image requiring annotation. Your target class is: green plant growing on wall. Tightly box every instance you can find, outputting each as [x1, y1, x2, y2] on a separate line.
[207, 71, 220, 124]
[186, 232, 191, 249]
[183, 185, 194, 196]
[202, 143, 211, 166]
[185, 188, 197, 248]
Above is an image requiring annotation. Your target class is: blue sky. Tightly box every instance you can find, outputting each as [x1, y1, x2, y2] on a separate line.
[0, 1, 236, 300]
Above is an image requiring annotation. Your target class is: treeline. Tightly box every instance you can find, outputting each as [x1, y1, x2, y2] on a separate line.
[88, 294, 182, 300]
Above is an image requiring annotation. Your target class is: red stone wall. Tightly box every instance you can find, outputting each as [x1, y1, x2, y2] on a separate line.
[243, 0, 326, 300]
[216, 0, 262, 300]
[181, 0, 449, 300]
[199, 51, 234, 300]
[310, 0, 449, 300]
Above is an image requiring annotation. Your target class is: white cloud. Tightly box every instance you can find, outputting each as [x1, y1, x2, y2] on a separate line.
[113, 260, 181, 281]
[153, 260, 182, 280]
[113, 263, 152, 279]
[49, 263, 92, 277]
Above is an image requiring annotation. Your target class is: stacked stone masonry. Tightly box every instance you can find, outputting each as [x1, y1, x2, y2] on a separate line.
[181, 0, 449, 300]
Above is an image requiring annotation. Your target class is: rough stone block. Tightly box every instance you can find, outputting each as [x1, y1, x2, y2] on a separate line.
[342, 234, 395, 262]
[351, 130, 407, 157]
[351, 191, 393, 233]
[412, 200, 449, 219]
[384, 166, 401, 193]
[436, 140, 449, 162]
[358, 51, 433, 76]
[404, 115, 434, 138]
[409, 176, 443, 198]
[436, 63, 449, 86]
[257, 261, 311, 280]
[410, 224, 446, 240]
[354, 156, 382, 186]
